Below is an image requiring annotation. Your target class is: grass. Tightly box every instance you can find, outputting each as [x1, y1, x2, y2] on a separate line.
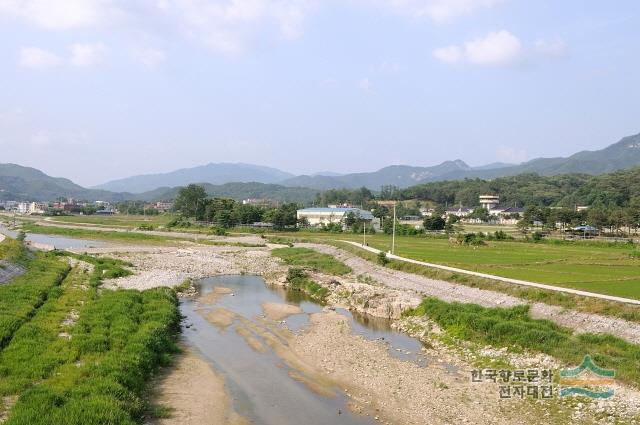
[406, 297, 640, 388]
[48, 214, 175, 230]
[21, 223, 184, 245]
[329, 240, 640, 324]
[0, 266, 94, 396]
[0, 252, 70, 350]
[4, 287, 180, 425]
[272, 247, 351, 275]
[285, 268, 329, 302]
[0, 238, 30, 266]
[266, 231, 640, 300]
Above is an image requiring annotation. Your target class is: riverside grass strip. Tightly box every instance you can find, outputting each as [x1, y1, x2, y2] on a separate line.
[0, 266, 94, 396]
[406, 298, 640, 388]
[272, 247, 352, 276]
[4, 287, 180, 425]
[0, 252, 70, 350]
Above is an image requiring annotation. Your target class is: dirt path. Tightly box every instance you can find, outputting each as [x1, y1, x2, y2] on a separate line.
[344, 240, 640, 306]
[297, 243, 640, 345]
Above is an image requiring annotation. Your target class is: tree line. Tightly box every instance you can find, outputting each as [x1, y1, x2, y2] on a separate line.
[173, 184, 299, 229]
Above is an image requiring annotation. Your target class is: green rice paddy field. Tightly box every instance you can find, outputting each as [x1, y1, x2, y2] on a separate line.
[293, 233, 640, 300]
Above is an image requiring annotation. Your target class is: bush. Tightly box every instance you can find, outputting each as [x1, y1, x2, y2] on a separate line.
[16, 231, 26, 242]
[377, 251, 389, 266]
[209, 227, 227, 236]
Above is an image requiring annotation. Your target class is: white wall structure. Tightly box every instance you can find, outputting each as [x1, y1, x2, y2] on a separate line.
[297, 207, 379, 230]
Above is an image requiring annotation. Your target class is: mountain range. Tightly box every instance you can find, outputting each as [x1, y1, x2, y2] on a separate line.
[92, 163, 294, 193]
[1, 132, 639, 202]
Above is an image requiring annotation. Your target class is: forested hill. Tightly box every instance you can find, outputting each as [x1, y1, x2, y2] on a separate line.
[396, 167, 640, 208]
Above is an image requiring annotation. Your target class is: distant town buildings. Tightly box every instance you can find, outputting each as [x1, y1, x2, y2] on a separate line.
[155, 201, 174, 212]
[297, 207, 379, 230]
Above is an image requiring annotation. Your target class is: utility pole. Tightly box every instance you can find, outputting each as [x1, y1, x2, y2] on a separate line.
[363, 218, 367, 246]
[391, 203, 396, 254]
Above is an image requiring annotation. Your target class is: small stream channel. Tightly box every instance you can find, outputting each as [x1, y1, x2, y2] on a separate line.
[180, 275, 435, 424]
[0, 224, 107, 250]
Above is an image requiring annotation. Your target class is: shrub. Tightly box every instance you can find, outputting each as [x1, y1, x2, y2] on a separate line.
[377, 251, 389, 266]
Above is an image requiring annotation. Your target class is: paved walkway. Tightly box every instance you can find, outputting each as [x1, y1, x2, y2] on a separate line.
[341, 241, 640, 306]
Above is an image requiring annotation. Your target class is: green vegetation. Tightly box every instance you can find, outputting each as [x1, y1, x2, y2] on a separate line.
[4, 287, 180, 425]
[173, 184, 301, 229]
[52, 214, 174, 230]
[285, 268, 329, 301]
[282, 232, 640, 299]
[0, 237, 29, 265]
[21, 223, 181, 244]
[406, 298, 640, 387]
[0, 235, 180, 424]
[0, 252, 70, 349]
[272, 247, 351, 275]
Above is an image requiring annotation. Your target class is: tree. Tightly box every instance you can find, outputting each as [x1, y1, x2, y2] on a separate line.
[174, 184, 208, 219]
[423, 216, 445, 231]
[469, 207, 490, 222]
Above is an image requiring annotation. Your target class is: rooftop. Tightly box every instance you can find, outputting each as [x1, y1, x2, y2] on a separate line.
[298, 207, 374, 219]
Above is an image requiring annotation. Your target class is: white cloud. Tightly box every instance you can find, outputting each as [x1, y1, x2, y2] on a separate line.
[496, 145, 527, 163]
[358, 77, 372, 92]
[465, 30, 522, 65]
[432, 45, 462, 63]
[534, 37, 569, 59]
[161, 0, 316, 53]
[433, 30, 522, 66]
[134, 47, 167, 68]
[19, 47, 63, 68]
[0, 0, 122, 30]
[375, 0, 504, 23]
[69, 43, 105, 67]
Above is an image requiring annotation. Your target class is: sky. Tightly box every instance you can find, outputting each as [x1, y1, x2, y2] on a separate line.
[1, 0, 639, 187]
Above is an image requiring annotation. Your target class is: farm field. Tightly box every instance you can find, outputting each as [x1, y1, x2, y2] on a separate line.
[45, 214, 175, 229]
[280, 232, 640, 300]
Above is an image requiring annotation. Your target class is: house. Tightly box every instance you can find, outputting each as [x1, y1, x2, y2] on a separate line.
[445, 206, 472, 218]
[155, 201, 174, 212]
[297, 207, 379, 230]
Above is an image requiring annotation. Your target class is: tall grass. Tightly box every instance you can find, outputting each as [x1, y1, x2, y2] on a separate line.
[0, 253, 70, 349]
[0, 237, 30, 265]
[0, 267, 93, 396]
[406, 298, 640, 387]
[285, 268, 329, 302]
[4, 288, 180, 425]
[272, 247, 352, 275]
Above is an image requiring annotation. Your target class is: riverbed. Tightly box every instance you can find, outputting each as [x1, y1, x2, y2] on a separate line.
[175, 275, 436, 424]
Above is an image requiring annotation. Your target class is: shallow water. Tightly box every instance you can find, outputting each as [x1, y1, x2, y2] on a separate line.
[0, 224, 106, 250]
[181, 275, 441, 424]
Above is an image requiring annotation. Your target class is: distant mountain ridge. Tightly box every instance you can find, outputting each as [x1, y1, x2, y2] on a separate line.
[2, 132, 640, 201]
[278, 133, 640, 189]
[93, 162, 295, 193]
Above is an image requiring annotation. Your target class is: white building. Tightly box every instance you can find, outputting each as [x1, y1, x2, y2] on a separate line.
[29, 202, 48, 214]
[17, 203, 29, 214]
[297, 207, 379, 230]
[479, 195, 500, 211]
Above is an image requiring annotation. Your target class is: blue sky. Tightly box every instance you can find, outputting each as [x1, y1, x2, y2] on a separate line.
[1, 0, 639, 186]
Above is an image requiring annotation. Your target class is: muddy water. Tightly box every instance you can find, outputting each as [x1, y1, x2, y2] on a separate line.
[180, 275, 431, 424]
